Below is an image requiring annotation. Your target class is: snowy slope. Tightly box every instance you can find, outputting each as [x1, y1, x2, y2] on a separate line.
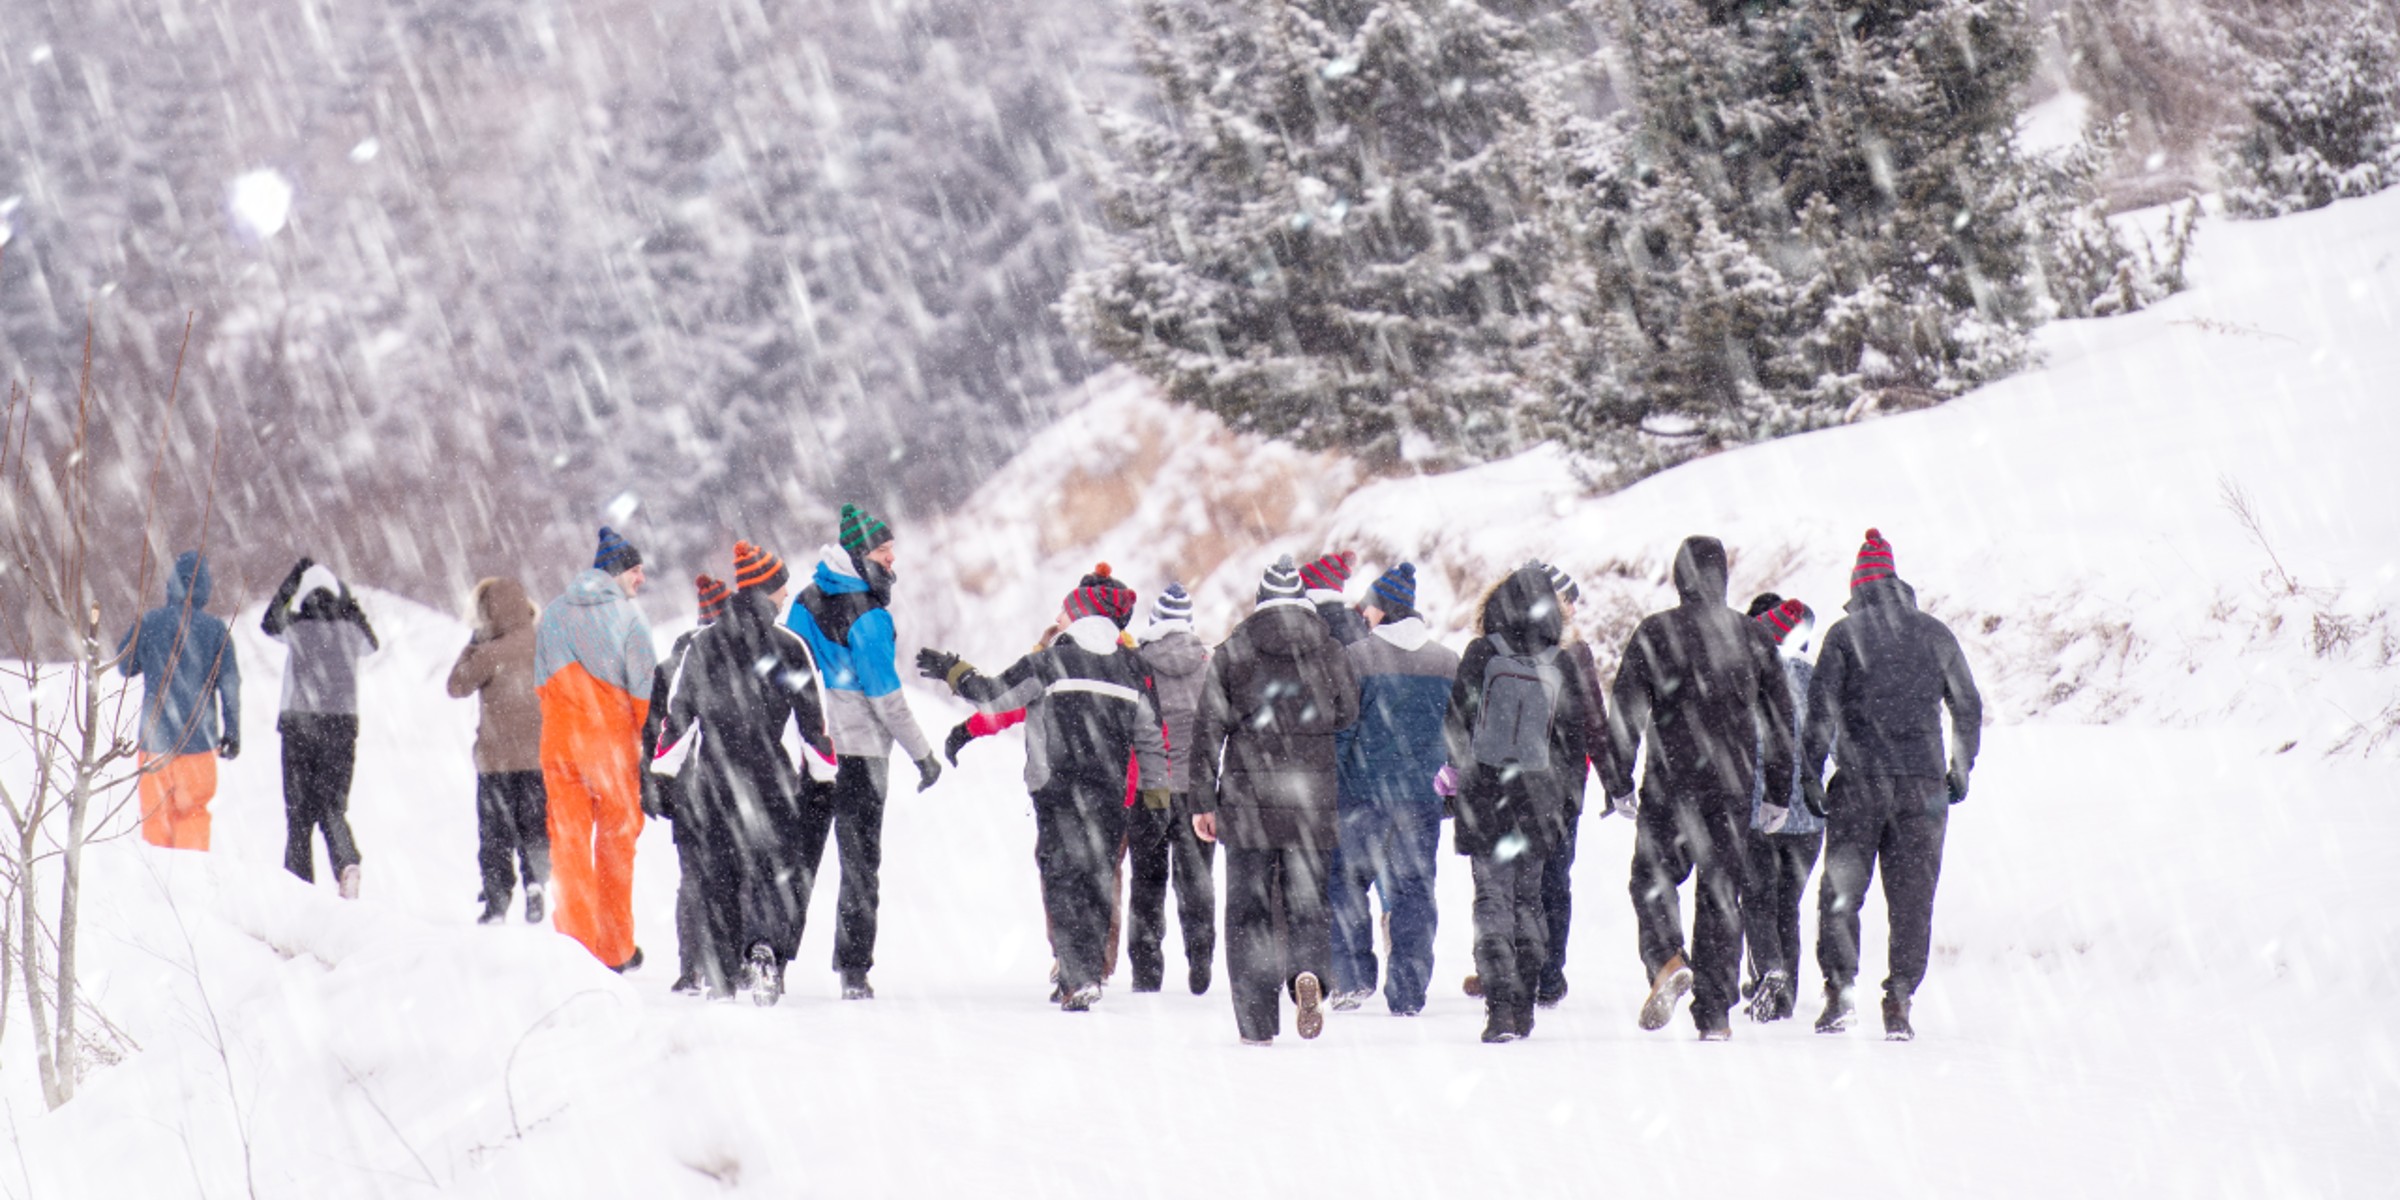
[0, 195, 2395, 1196]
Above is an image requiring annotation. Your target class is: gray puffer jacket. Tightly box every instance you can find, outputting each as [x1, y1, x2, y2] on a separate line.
[1136, 628, 1209, 795]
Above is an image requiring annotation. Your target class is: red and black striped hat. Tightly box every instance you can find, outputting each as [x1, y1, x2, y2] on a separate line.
[1063, 562, 1138, 629]
[1300, 551, 1356, 593]
[1850, 528, 1897, 589]
[733, 541, 789, 594]
[695, 574, 730, 623]
[1756, 597, 1812, 643]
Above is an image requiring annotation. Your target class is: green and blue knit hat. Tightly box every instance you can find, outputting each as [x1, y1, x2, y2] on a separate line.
[839, 504, 894, 558]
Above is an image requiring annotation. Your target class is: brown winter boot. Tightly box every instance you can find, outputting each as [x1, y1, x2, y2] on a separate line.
[1294, 972, 1326, 1040]
[1462, 973, 1484, 998]
[1638, 953, 1692, 1031]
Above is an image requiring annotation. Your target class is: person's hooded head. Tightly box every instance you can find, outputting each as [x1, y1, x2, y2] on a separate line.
[1671, 536, 1731, 608]
[474, 577, 536, 639]
[166, 550, 213, 610]
[1478, 564, 1564, 652]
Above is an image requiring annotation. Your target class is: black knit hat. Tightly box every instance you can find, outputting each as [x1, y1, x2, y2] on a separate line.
[1257, 555, 1305, 605]
[594, 526, 642, 575]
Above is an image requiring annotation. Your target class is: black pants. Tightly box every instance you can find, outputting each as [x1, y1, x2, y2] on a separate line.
[476, 771, 550, 906]
[672, 807, 708, 984]
[1743, 827, 1823, 988]
[1470, 848, 1551, 1015]
[1223, 845, 1332, 1042]
[787, 756, 889, 976]
[1035, 777, 1131, 993]
[693, 774, 820, 991]
[1538, 813, 1580, 1000]
[1816, 773, 1948, 1000]
[1125, 793, 1216, 989]
[281, 717, 361, 883]
[1630, 789, 1746, 1028]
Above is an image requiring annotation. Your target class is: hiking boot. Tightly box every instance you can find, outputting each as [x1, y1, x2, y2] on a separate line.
[1883, 992, 1915, 1042]
[1747, 970, 1792, 1024]
[1330, 988, 1372, 1012]
[612, 947, 645, 974]
[1815, 983, 1856, 1034]
[522, 883, 545, 925]
[669, 973, 704, 996]
[1188, 957, 1212, 996]
[840, 971, 875, 1001]
[1481, 1008, 1524, 1044]
[1638, 954, 1693, 1032]
[1462, 973, 1484, 998]
[745, 943, 784, 1008]
[338, 864, 362, 901]
[1536, 978, 1569, 1009]
[1294, 972, 1326, 1040]
[476, 894, 508, 926]
[1061, 983, 1102, 1012]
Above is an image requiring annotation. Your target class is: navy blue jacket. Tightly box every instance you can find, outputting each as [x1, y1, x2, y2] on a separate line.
[117, 552, 241, 755]
[1336, 618, 1458, 812]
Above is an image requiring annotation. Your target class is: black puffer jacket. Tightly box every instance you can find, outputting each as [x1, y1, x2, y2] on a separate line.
[660, 590, 833, 828]
[1802, 577, 1982, 781]
[1603, 537, 1796, 806]
[1442, 566, 1593, 857]
[1191, 601, 1361, 850]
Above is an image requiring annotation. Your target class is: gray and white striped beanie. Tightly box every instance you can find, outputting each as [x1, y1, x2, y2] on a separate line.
[1256, 555, 1306, 605]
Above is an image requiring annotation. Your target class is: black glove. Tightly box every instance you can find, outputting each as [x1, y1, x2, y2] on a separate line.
[915, 755, 943, 792]
[1801, 775, 1828, 819]
[217, 735, 240, 761]
[1945, 766, 1970, 806]
[943, 721, 975, 766]
[915, 648, 962, 684]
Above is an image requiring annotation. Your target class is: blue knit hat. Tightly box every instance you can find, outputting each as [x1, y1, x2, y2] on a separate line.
[1371, 563, 1418, 616]
[1152, 582, 1195, 626]
[594, 526, 642, 575]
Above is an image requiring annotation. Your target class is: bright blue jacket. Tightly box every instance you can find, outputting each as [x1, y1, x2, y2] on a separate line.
[117, 551, 242, 755]
[783, 549, 930, 761]
[1336, 619, 1459, 811]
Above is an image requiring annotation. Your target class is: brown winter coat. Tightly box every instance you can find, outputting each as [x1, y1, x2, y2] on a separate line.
[446, 577, 543, 774]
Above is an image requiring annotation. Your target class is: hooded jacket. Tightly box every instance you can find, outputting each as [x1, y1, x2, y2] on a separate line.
[1190, 599, 1361, 850]
[116, 551, 240, 756]
[1802, 577, 1982, 782]
[784, 547, 932, 762]
[1442, 566, 1592, 856]
[660, 589, 833, 826]
[447, 578, 543, 774]
[952, 616, 1169, 796]
[1337, 617, 1459, 814]
[1603, 537, 1797, 809]
[263, 562, 379, 727]
[1136, 626, 1211, 794]
[534, 567, 658, 768]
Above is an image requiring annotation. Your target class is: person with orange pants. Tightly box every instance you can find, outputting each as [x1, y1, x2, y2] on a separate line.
[534, 527, 658, 971]
[116, 550, 242, 850]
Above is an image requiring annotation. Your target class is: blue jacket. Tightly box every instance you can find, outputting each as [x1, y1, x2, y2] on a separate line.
[783, 548, 931, 761]
[1336, 619, 1459, 812]
[1750, 656, 1824, 835]
[117, 551, 241, 755]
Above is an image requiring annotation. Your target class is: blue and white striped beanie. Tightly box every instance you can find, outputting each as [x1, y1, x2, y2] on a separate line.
[1152, 582, 1195, 626]
[1257, 555, 1305, 605]
[1371, 563, 1418, 617]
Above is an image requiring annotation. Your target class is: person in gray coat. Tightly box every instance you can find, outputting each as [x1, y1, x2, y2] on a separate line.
[1127, 583, 1216, 995]
[263, 558, 379, 897]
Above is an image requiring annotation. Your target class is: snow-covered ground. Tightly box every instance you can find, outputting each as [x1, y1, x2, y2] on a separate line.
[1, 193, 2396, 1195]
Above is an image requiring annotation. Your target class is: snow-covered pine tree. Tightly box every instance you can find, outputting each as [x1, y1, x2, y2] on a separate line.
[2223, 2, 2400, 217]
[1070, 0, 1576, 467]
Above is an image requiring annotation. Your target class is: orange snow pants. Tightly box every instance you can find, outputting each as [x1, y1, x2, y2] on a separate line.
[139, 751, 217, 850]
[539, 668, 648, 969]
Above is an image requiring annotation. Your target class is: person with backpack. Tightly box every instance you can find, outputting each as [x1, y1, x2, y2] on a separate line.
[641, 574, 729, 991]
[658, 543, 834, 1004]
[117, 550, 241, 851]
[1740, 594, 1823, 1023]
[1603, 536, 1796, 1041]
[1301, 551, 1372, 647]
[1442, 565, 1593, 1043]
[917, 575, 1170, 1012]
[782, 505, 942, 999]
[262, 558, 380, 897]
[1801, 530, 1983, 1041]
[1128, 582, 1217, 995]
[448, 576, 549, 925]
[1327, 563, 1457, 1016]
[1188, 556, 1360, 1045]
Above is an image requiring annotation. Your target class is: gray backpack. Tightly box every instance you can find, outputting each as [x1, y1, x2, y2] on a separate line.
[1471, 635, 1562, 770]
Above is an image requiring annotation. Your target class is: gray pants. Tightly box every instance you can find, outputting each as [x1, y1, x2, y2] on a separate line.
[1815, 773, 1949, 1000]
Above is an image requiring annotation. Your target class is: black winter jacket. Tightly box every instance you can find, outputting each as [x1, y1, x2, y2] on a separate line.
[953, 616, 1169, 795]
[1603, 537, 1797, 807]
[1443, 566, 1594, 856]
[659, 591, 833, 829]
[1802, 578, 1983, 782]
[1191, 600, 1361, 850]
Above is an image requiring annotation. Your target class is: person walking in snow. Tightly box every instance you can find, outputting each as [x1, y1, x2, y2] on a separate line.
[1189, 556, 1360, 1044]
[1444, 564, 1594, 1043]
[1739, 595, 1823, 1023]
[1603, 536, 1797, 1041]
[1128, 582, 1217, 995]
[447, 576, 550, 925]
[1801, 530, 1983, 1041]
[1302, 551, 1372, 647]
[117, 550, 241, 851]
[918, 575, 1170, 1012]
[262, 558, 380, 897]
[781, 504, 942, 999]
[1327, 563, 1457, 1016]
[641, 574, 729, 991]
[659, 544, 834, 1004]
[535, 526, 658, 972]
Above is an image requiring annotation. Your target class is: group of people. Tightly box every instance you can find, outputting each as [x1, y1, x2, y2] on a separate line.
[113, 507, 1983, 1048]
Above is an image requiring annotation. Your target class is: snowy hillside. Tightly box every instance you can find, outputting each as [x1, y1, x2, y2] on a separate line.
[0, 193, 2394, 1196]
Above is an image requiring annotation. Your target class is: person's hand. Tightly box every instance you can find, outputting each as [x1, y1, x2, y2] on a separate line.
[914, 755, 943, 792]
[1801, 776, 1829, 819]
[291, 556, 315, 576]
[1191, 812, 1218, 843]
[1432, 763, 1460, 798]
[915, 648, 962, 683]
[1758, 804, 1790, 834]
[1945, 765, 1970, 805]
[1139, 788, 1171, 811]
[943, 721, 974, 766]
[217, 735, 240, 761]
[639, 776, 667, 819]
[1607, 792, 1637, 820]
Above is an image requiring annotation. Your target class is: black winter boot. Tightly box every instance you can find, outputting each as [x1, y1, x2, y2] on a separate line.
[1815, 983, 1855, 1034]
[1188, 956, 1212, 996]
[477, 893, 508, 926]
[1883, 992, 1915, 1041]
[1481, 1004, 1523, 1044]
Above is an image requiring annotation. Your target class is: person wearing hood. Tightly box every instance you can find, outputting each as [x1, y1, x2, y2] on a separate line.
[1188, 556, 1361, 1045]
[448, 576, 550, 925]
[781, 504, 941, 999]
[1301, 551, 1372, 648]
[1800, 530, 1982, 1041]
[117, 550, 241, 850]
[918, 575, 1169, 1012]
[1603, 536, 1797, 1041]
[1327, 563, 1458, 1017]
[659, 543, 834, 1004]
[535, 526, 659, 971]
[1443, 565, 1594, 1043]
[1128, 582, 1216, 995]
[262, 558, 381, 897]
[1736, 595, 1825, 1023]
[640, 574, 730, 991]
